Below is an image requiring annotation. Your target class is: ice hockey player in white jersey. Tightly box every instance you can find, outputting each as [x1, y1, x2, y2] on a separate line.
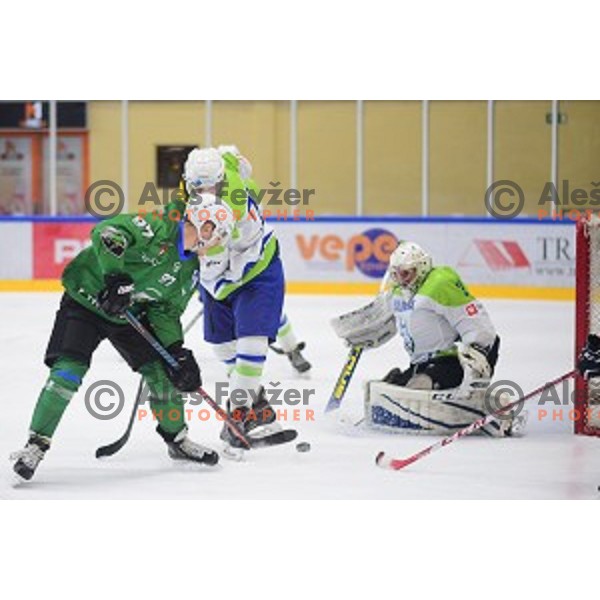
[333, 240, 526, 436]
[183, 145, 297, 456]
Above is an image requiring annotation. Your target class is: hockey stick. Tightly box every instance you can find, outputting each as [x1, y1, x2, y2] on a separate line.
[95, 307, 204, 458]
[123, 310, 251, 449]
[376, 369, 577, 471]
[324, 345, 364, 412]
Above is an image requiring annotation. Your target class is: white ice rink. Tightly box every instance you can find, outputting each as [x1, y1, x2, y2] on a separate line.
[1, 292, 598, 499]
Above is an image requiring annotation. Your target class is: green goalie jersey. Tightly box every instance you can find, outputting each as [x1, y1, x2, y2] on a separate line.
[61, 198, 199, 349]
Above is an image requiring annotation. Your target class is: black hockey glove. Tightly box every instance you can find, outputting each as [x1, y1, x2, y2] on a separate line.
[166, 343, 202, 392]
[577, 334, 600, 380]
[97, 273, 134, 316]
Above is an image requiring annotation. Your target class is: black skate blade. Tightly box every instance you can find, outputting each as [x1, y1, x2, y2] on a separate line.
[248, 429, 297, 449]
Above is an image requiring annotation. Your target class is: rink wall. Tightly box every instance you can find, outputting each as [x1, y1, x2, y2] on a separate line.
[0, 216, 576, 300]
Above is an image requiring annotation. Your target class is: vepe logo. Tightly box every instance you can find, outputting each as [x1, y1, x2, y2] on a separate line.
[296, 228, 398, 278]
[458, 239, 530, 272]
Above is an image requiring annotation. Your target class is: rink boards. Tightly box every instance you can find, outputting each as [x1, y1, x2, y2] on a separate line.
[0, 216, 575, 299]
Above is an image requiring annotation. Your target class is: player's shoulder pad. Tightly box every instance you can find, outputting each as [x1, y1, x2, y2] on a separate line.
[416, 266, 474, 307]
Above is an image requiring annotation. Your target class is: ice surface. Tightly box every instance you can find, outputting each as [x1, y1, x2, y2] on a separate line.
[1, 292, 598, 499]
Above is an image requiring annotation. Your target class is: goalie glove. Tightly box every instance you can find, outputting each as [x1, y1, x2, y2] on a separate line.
[578, 334, 600, 380]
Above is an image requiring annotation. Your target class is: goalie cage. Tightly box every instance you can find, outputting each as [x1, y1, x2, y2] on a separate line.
[576, 214, 600, 436]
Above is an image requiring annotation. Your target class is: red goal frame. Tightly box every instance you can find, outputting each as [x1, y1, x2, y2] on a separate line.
[575, 216, 600, 436]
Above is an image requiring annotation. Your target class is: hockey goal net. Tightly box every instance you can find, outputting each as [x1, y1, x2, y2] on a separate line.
[575, 215, 600, 436]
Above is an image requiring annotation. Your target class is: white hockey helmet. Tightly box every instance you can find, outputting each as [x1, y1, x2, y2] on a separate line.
[388, 241, 432, 291]
[184, 148, 225, 195]
[187, 192, 234, 249]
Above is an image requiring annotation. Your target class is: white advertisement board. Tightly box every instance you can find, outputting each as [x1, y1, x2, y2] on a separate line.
[0, 218, 576, 293]
[273, 219, 575, 289]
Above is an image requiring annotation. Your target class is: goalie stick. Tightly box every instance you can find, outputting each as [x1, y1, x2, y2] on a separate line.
[325, 345, 363, 412]
[376, 369, 576, 471]
[95, 308, 203, 458]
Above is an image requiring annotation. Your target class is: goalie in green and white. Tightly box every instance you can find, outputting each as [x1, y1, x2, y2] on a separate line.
[332, 240, 527, 437]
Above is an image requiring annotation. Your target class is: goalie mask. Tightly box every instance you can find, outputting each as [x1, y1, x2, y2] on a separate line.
[187, 192, 234, 250]
[183, 148, 225, 196]
[388, 241, 432, 292]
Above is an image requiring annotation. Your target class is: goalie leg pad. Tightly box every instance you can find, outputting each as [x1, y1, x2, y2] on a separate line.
[365, 380, 506, 436]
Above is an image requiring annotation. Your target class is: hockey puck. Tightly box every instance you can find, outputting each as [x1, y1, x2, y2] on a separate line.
[296, 442, 311, 453]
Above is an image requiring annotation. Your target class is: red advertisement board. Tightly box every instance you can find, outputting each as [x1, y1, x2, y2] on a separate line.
[33, 222, 95, 278]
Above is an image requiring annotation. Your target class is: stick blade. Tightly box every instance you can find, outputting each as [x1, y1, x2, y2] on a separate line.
[95, 436, 129, 459]
[375, 451, 415, 471]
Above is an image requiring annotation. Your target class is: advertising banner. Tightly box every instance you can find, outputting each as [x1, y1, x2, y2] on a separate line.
[273, 219, 575, 289]
[0, 218, 577, 296]
[0, 136, 33, 215]
[32, 222, 95, 278]
[42, 135, 86, 215]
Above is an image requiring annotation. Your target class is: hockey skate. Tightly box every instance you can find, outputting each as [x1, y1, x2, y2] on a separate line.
[11, 432, 51, 482]
[220, 389, 281, 459]
[159, 425, 219, 466]
[270, 342, 312, 374]
[287, 342, 311, 374]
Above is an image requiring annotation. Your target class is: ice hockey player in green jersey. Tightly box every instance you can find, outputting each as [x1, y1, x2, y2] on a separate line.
[11, 197, 219, 482]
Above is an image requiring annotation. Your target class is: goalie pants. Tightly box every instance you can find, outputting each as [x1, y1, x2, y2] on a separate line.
[384, 336, 501, 390]
[384, 355, 465, 389]
[29, 293, 187, 438]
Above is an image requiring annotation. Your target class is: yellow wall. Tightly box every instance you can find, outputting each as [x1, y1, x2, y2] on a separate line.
[86, 100, 600, 216]
[212, 101, 290, 193]
[429, 101, 487, 215]
[128, 101, 205, 210]
[297, 101, 356, 214]
[494, 100, 552, 216]
[559, 100, 600, 207]
[88, 101, 121, 188]
[364, 101, 421, 215]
